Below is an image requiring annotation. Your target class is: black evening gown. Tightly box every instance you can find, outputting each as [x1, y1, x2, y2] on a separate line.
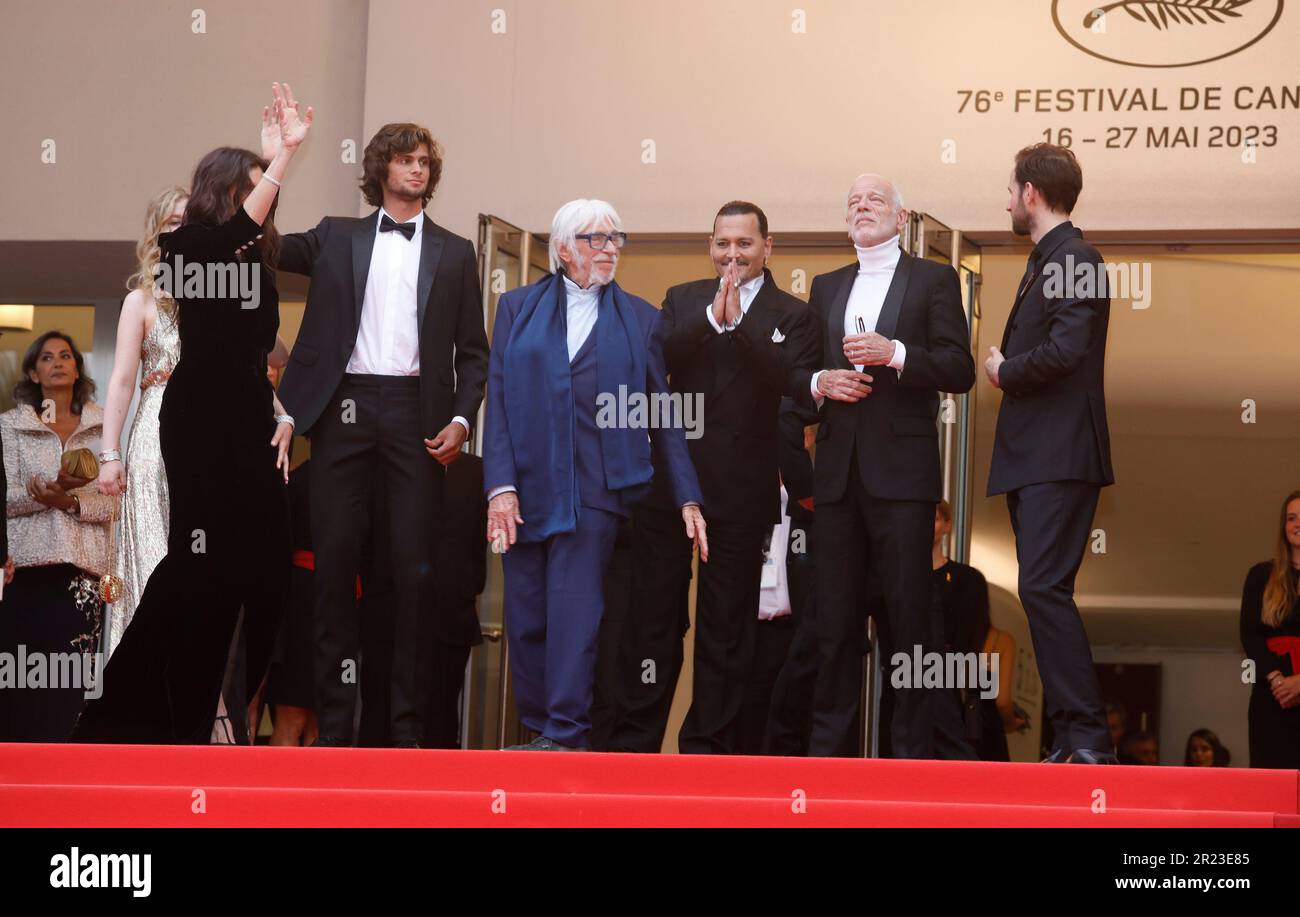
[1240, 562, 1300, 769]
[72, 207, 290, 743]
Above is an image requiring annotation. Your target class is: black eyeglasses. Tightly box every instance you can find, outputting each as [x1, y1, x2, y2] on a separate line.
[575, 232, 628, 251]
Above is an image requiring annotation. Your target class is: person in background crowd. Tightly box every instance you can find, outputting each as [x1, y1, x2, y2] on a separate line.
[267, 456, 318, 746]
[740, 400, 817, 755]
[0, 331, 113, 741]
[1105, 700, 1127, 754]
[1184, 728, 1230, 767]
[424, 452, 487, 747]
[1119, 731, 1159, 766]
[932, 500, 1027, 761]
[1240, 489, 1300, 769]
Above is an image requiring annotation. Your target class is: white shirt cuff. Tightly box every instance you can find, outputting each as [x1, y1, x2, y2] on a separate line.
[811, 370, 825, 407]
[452, 415, 470, 434]
[487, 485, 517, 501]
[705, 304, 728, 334]
[888, 340, 906, 376]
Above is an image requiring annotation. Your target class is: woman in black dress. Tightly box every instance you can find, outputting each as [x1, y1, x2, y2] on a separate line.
[1240, 489, 1300, 769]
[72, 84, 312, 743]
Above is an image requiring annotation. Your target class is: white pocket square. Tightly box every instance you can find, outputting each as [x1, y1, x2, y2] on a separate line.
[771, 327, 786, 343]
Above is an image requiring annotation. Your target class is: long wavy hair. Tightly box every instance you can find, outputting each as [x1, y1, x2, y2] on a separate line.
[1262, 490, 1300, 627]
[13, 330, 96, 416]
[183, 147, 279, 267]
[126, 185, 189, 318]
[359, 123, 442, 208]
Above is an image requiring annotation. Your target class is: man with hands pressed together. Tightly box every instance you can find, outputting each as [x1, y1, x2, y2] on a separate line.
[794, 173, 976, 760]
[611, 201, 818, 755]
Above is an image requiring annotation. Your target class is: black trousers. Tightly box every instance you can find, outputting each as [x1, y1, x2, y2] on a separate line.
[1007, 480, 1109, 754]
[309, 374, 442, 744]
[810, 468, 974, 760]
[605, 501, 693, 753]
[763, 585, 818, 756]
[678, 519, 768, 754]
[738, 615, 796, 755]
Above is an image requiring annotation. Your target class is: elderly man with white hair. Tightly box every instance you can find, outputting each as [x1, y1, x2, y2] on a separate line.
[792, 173, 977, 761]
[483, 199, 706, 751]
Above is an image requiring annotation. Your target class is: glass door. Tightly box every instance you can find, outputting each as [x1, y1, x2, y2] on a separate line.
[462, 215, 548, 749]
[904, 212, 982, 563]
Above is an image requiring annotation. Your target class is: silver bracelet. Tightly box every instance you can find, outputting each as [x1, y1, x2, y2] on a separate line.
[274, 413, 295, 428]
[98, 449, 122, 463]
[262, 173, 281, 188]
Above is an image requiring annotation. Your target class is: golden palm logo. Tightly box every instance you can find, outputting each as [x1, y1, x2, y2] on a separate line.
[1083, 0, 1254, 30]
[1053, 0, 1283, 67]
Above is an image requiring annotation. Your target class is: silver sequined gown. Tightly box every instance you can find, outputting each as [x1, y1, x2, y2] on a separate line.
[106, 304, 180, 657]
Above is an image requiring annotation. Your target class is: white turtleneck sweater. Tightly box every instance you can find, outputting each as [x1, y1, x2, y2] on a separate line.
[811, 234, 907, 403]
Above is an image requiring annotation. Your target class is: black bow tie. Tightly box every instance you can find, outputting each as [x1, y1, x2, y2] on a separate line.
[380, 214, 416, 241]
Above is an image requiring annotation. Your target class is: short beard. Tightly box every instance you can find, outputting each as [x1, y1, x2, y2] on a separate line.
[388, 180, 425, 203]
[1010, 209, 1031, 236]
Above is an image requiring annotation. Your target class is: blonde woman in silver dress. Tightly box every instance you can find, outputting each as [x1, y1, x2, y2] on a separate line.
[97, 187, 290, 742]
[98, 186, 188, 658]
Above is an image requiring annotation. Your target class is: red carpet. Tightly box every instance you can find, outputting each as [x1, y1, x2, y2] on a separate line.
[2, 744, 1296, 827]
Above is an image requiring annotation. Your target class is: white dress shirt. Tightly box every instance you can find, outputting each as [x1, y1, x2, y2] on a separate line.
[811, 234, 907, 404]
[758, 486, 792, 621]
[705, 271, 765, 333]
[348, 207, 468, 432]
[563, 274, 600, 361]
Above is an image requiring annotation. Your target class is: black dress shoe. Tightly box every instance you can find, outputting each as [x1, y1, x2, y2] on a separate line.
[504, 736, 584, 752]
[1067, 748, 1119, 765]
[311, 736, 349, 748]
[1040, 748, 1071, 763]
[394, 740, 421, 749]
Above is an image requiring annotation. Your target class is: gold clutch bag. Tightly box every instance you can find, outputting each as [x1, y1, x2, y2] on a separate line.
[61, 447, 99, 481]
[100, 496, 123, 604]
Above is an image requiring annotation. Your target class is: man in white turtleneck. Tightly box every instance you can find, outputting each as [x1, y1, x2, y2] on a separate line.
[792, 173, 977, 761]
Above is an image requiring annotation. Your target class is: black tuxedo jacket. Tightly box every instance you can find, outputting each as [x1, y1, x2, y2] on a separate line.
[658, 268, 819, 525]
[276, 211, 489, 438]
[987, 222, 1114, 496]
[793, 252, 975, 505]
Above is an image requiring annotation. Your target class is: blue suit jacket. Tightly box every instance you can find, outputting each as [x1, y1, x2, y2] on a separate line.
[483, 277, 702, 540]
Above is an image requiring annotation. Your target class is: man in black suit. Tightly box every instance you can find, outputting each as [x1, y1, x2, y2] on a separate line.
[609, 201, 818, 755]
[277, 123, 489, 747]
[984, 143, 1115, 765]
[793, 174, 976, 760]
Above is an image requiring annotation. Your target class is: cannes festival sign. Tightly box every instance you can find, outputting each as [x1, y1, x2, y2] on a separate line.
[1053, 0, 1284, 67]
